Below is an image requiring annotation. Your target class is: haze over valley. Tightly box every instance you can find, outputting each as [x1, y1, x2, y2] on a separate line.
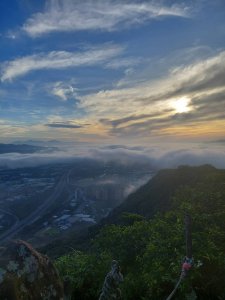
[0, 155, 153, 247]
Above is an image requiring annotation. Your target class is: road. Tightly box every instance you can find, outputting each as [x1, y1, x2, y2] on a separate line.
[0, 171, 70, 244]
[0, 209, 19, 230]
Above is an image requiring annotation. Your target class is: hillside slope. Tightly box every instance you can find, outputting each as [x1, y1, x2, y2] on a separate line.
[43, 164, 224, 257]
[103, 164, 221, 224]
[55, 164, 225, 299]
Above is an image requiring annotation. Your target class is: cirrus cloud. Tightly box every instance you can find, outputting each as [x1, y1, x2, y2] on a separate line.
[1, 44, 123, 81]
[22, 0, 190, 37]
[77, 50, 225, 137]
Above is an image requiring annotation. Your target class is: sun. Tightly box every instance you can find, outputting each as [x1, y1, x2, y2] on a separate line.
[172, 96, 191, 113]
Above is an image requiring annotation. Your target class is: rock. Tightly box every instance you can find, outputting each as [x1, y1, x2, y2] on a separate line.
[0, 240, 64, 300]
[99, 260, 123, 300]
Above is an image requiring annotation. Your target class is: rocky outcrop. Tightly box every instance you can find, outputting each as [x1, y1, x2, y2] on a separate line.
[99, 260, 123, 300]
[0, 240, 64, 300]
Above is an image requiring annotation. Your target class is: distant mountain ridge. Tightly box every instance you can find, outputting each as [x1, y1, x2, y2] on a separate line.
[13, 139, 62, 145]
[0, 143, 57, 154]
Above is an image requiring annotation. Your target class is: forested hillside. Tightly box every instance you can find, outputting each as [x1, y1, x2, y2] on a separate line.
[103, 164, 221, 223]
[55, 165, 225, 299]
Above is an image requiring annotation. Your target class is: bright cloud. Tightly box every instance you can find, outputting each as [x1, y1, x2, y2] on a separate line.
[23, 0, 189, 37]
[171, 96, 191, 113]
[77, 50, 225, 137]
[51, 81, 78, 101]
[1, 44, 123, 81]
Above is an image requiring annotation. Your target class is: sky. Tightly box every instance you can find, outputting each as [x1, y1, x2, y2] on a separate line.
[0, 0, 225, 148]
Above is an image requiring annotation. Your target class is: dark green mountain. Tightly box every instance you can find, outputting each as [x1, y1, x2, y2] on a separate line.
[54, 164, 225, 299]
[43, 164, 223, 257]
[103, 164, 220, 224]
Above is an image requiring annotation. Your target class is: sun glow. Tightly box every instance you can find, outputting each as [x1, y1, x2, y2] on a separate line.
[172, 96, 191, 113]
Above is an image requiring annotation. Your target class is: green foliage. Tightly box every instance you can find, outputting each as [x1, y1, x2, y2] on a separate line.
[55, 250, 112, 299]
[43, 227, 60, 237]
[120, 212, 146, 225]
[55, 166, 225, 299]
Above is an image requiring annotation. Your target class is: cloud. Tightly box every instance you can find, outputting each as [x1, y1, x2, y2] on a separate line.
[22, 0, 189, 37]
[1, 48, 225, 142]
[88, 50, 225, 108]
[161, 51, 225, 99]
[0, 151, 77, 169]
[51, 81, 78, 101]
[1, 143, 225, 171]
[101, 144, 146, 151]
[90, 146, 225, 170]
[45, 121, 86, 129]
[156, 148, 225, 169]
[0, 123, 30, 137]
[105, 57, 141, 69]
[100, 110, 173, 127]
[89, 148, 153, 167]
[207, 139, 225, 144]
[1, 44, 123, 81]
[106, 89, 225, 136]
[77, 50, 225, 137]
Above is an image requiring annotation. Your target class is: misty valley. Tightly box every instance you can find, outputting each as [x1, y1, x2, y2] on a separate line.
[0, 159, 153, 248]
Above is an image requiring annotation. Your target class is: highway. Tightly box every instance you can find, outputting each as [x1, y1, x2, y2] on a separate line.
[0, 171, 69, 244]
[0, 209, 19, 230]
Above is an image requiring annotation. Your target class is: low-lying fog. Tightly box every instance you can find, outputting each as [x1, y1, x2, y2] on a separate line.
[0, 140, 225, 170]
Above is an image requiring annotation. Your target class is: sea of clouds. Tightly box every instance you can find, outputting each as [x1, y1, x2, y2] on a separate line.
[0, 141, 225, 170]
